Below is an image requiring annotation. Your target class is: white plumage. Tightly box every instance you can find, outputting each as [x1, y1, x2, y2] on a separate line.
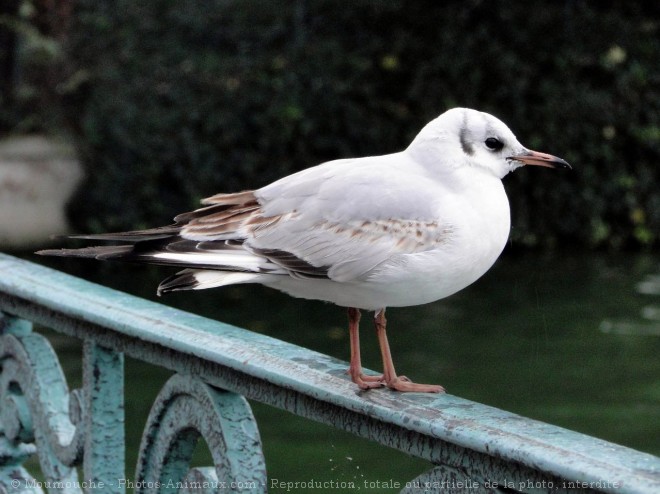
[39, 107, 570, 393]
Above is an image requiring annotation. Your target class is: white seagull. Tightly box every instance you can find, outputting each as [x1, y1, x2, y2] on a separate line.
[39, 108, 570, 393]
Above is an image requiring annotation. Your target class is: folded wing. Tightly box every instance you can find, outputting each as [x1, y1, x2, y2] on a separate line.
[38, 155, 454, 292]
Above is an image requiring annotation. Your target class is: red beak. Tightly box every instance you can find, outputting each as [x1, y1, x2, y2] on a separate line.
[508, 149, 571, 169]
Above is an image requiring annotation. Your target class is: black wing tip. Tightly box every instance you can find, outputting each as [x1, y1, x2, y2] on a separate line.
[64, 225, 181, 242]
[157, 271, 199, 296]
[36, 247, 98, 258]
[35, 248, 63, 257]
[35, 245, 134, 260]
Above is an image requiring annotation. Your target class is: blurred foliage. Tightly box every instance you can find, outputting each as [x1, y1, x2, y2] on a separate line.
[7, 0, 660, 249]
[0, 0, 72, 135]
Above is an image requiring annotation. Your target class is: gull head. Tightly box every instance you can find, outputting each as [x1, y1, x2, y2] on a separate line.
[408, 107, 571, 179]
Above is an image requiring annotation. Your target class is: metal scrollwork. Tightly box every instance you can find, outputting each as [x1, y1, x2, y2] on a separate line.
[135, 374, 266, 493]
[1, 311, 265, 493]
[0, 313, 84, 492]
[0, 312, 125, 493]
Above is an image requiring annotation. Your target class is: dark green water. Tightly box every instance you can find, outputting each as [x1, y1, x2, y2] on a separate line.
[29, 251, 660, 491]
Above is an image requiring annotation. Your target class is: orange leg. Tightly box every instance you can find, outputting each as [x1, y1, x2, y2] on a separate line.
[374, 309, 444, 393]
[347, 308, 384, 389]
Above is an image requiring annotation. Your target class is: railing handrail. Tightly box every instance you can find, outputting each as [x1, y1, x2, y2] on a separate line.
[0, 253, 658, 493]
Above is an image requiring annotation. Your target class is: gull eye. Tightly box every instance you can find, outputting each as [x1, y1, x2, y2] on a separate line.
[485, 137, 504, 151]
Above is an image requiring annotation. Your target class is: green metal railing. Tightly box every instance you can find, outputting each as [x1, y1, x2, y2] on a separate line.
[0, 253, 658, 493]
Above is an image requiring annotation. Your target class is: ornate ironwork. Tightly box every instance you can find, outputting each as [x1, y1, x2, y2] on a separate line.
[0, 312, 265, 493]
[0, 253, 658, 493]
[135, 374, 265, 493]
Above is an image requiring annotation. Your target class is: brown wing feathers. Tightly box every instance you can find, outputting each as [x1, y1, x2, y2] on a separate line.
[37, 191, 257, 257]
[37, 190, 336, 283]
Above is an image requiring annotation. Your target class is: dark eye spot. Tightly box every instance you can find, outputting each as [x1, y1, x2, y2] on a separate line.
[485, 137, 504, 151]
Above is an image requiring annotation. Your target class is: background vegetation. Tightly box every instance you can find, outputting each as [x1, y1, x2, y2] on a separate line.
[2, 1, 659, 484]
[1, 0, 658, 249]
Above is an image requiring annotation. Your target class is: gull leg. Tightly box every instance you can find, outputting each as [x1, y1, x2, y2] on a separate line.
[374, 309, 444, 393]
[347, 307, 384, 389]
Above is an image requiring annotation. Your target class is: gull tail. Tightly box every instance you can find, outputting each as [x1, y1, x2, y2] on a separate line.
[36, 190, 296, 295]
[157, 269, 276, 295]
[38, 242, 282, 295]
[38, 241, 281, 274]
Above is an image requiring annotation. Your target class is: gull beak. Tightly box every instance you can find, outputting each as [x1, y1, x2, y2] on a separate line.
[508, 149, 572, 169]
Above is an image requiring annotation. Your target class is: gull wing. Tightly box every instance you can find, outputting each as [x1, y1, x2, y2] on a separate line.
[182, 154, 454, 282]
[40, 153, 454, 284]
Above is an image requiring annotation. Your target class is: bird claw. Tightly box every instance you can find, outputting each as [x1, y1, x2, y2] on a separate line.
[359, 373, 385, 383]
[348, 369, 443, 393]
[385, 378, 445, 393]
[355, 378, 385, 390]
[348, 368, 385, 389]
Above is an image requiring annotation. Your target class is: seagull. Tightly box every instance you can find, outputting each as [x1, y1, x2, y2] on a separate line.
[38, 108, 570, 393]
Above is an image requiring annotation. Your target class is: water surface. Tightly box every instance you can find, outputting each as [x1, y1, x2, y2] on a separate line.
[30, 250, 660, 490]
